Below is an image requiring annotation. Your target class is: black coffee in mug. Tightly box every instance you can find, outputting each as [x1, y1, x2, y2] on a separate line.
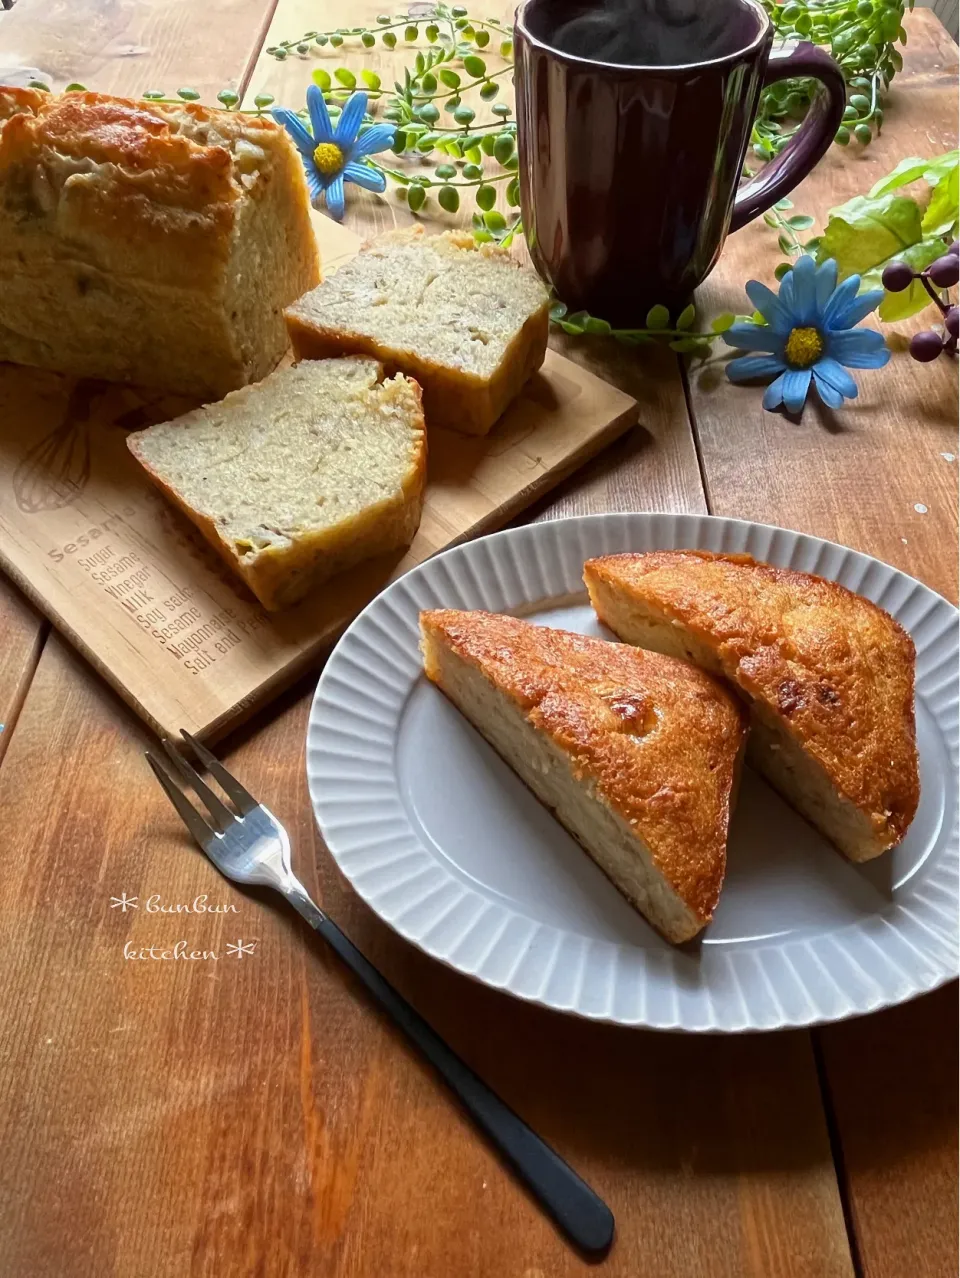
[514, 0, 847, 323]
[550, 0, 740, 67]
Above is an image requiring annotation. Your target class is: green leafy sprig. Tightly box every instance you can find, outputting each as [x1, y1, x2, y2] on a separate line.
[265, 5, 511, 62]
[550, 301, 744, 358]
[763, 198, 820, 279]
[284, 6, 519, 221]
[754, 0, 913, 156]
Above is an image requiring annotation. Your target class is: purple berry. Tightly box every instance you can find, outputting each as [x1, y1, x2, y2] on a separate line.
[882, 261, 915, 292]
[949, 240, 960, 258]
[947, 307, 959, 341]
[910, 330, 944, 362]
[927, 254, 960, 288]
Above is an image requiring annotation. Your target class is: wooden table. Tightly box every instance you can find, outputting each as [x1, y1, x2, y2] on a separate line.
[0, 4, 956, 1276]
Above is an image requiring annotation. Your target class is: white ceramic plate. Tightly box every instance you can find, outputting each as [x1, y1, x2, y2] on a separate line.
[306, 514, 958, 1031]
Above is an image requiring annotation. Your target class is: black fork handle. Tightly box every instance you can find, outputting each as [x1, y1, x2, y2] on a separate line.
[286, 888, 615, 1256]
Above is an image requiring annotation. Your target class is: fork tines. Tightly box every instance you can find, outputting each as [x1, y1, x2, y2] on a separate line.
[146, 731, 258, 851]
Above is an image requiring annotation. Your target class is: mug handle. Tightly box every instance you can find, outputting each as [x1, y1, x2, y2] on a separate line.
[730, 41, 847, 232]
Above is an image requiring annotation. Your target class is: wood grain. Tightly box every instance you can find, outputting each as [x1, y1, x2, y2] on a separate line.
[817, 985, 959, 1278]
[0, 0, 276, 96]
[0, 340, 636, 740]
[0, 577, 44, 765]
[0, 633, 856, 1278]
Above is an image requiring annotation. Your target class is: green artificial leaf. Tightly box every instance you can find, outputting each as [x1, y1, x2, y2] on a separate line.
[710, 313, 736, 333]
[407, 184, 426, 212]
[462, 54, 487, 78]
[613, 331, 654, 347]
[476, 183, 496, 211]
[583, 316, 612, 336]
[646, 304, 670, 330]
[439, 68, 461, 89]
[312, 69, 332, 91]
[506, 176, 521, 207]
[669, 337, 704, 354]
[868, 156, 930, 198]
[868, 150, 959, 198]
[774, 261, 792, 281]
[676, 304, 696, 330]
[559, 320, 585, 335]
[778, 231, 794, 254]
[549, 301, 568, 321]
[921, 164, 959, 238]
[787, 214, 815, 230]
[334, 67, 357, 89]
[922, 150, 960, 186]
[817, 192, 923, 277]
[483, 209, 506, 231]
[361, 70, 381, 91]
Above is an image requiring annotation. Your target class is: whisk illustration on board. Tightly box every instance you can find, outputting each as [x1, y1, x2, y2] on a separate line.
[12, 381, 98, 513]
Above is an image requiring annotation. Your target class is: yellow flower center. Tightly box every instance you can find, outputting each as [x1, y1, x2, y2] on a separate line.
[784, 326, 824, 368]
[313, 141, 344, 176]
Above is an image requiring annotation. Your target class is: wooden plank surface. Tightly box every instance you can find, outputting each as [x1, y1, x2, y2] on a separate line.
[0, 343, 637, 740]
[0, 2, 955, 1277]
[688, 10, 959, 1277]
[0, 3, 853, 1277]
[0, 0, 276, 97]
[817, 985, 958, 1278]
[0, 620, 856, 1278]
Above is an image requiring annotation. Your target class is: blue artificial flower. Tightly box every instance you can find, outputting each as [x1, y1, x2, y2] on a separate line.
[723, 255, 890, 413]
[272, 87, 394, 221]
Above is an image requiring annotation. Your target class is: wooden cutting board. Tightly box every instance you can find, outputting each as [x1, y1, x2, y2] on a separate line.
[0, 218, 637, 740]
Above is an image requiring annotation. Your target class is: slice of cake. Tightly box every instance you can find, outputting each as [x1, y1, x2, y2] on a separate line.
[285, 226, 550, 436]
[128, 357, 425, 611]
[584, 550, 920, 861]
[420, 609, 747, 943]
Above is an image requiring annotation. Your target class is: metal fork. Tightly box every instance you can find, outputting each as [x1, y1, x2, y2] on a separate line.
[146, 731, 614, 1256]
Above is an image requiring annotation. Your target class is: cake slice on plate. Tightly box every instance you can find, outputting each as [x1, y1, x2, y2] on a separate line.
[584, 550, 920, 862]
[420, 609, 747, 944]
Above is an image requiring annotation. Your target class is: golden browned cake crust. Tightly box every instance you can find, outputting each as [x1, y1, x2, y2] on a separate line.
[0, 87, 319, 396]
[421, 609, 746, 925]
[584, 551, 920, 851]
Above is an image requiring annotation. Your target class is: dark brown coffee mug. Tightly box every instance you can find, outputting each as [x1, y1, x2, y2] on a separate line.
[515, 0, 847, 323]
